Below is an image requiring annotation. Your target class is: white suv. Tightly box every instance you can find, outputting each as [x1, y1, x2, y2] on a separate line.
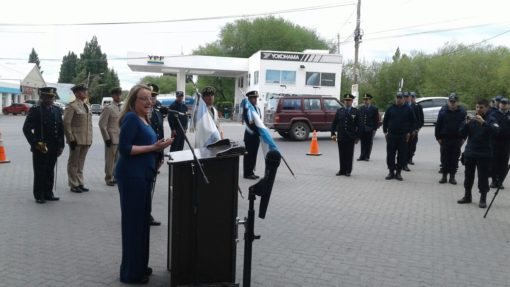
[416, 97, 448, 124]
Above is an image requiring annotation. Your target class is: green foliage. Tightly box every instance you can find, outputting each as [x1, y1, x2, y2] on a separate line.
[193, 16, 332, 104]
[28, 48, 42, 73]
[58, 51, 78, 83]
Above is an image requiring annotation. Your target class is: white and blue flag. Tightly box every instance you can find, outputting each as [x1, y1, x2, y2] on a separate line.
[242, 98, 279, 156]
[190, 93, 221, 148]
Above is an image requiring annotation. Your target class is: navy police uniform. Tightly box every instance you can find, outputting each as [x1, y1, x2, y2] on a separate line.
[408, 92, 424, 165]
[490, 97, 510, 188]
[383, 92, 416, 180]
[243, 90, 261, 179]
[22, 87, 65, 203]
[168, 91, 188, 152]
[435, 93, 467, 184]
[148, 83, 164, 226]
[331, 93, 362, 176]
[358, 93, 380, 161]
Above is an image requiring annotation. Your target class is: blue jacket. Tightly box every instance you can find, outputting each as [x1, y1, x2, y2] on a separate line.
[491, 109, 510, 141]
[460, 114, 499, 158]
[168, 101, 188, 133]
[435, 105, 467, 140]
[383, 104, 416, 135]
[359, 105, 380, 132]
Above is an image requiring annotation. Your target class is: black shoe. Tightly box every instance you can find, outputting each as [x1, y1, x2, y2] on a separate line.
[403, 166, 411, 172]
[106, 181, 115, 186]
[408, 161, 415, 165]
[150, 220, 161, 226]
[146, 267, 153, 276]
[35, 199, 46, 204]
[395, 171, 403, 181]
[364, 158, 370, 161]
[79, 185, 89, 192]
[457, 196, 472, 204]
[345, 173, 351, 177]
[490, 181, 497, 188]
[244, 174, 258, 180]
[121, 275, 149, 285]
[336, 171, 345, 176]
[70, 186, 82, 193]
[45, 196, 60, 201]
[449, 177, 457, 185]
[385, 171, 395, 180]
[439, 174, 447, 184]
[357, 158, 363, 161]
[479, 193, 487, 208]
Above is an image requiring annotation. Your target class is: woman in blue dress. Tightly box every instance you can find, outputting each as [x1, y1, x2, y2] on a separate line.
[116, 84, 173, 284]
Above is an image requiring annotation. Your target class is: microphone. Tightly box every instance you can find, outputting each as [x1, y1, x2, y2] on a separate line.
[168, 109, 187, 116]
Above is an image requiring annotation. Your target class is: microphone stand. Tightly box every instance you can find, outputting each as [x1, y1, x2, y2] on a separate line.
[484, 164, 510, 218]
[241, 188, 260, 287]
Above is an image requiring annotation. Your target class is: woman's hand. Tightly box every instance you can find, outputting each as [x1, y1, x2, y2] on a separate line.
[154, 138, 173, 151]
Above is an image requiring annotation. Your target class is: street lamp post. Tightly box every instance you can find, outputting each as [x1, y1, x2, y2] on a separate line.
[86, 72, 105, 88]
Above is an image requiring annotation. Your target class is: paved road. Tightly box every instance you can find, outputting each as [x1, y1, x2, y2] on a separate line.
[0, 114, 509, 287]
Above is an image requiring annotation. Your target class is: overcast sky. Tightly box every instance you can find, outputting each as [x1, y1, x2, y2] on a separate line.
[1, 0, 508, 90]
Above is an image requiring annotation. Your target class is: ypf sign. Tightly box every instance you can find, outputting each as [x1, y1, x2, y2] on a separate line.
[147, 55, 164, 64]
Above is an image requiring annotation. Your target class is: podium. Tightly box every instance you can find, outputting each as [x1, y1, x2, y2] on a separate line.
[167, 144, 245, 287]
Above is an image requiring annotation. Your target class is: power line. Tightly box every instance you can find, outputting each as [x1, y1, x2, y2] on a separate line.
[0, 3, 356, 27]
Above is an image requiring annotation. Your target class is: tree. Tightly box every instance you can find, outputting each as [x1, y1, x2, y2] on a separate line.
[28, 48, 42, 73]
[58, 51, 78, 83]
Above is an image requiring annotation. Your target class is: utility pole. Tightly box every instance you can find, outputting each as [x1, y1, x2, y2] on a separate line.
[353, 0, 362, 84]
[337, 33, 340, 54]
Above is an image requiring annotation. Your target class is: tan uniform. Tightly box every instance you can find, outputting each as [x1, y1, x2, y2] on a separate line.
[63, 99, 93, 188]
[98, 102, 121, 184]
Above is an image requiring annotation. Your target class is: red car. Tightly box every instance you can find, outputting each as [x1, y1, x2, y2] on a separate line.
[2, 103, 32, 115]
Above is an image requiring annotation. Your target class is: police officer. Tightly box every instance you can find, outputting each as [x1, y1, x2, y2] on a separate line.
[408, 92, 424, 166]
[487, 95, 502, 118]
[148, 83, 164, 226]
[243, 90, 261, 179]
[458, 99, 499, 208]
[331, 93, 361, 176]
[99, 87, 122, 186]
[64, 84, 93, 193]
[435, 93, 467, 184]
[23, 87, 65, 203]
[489, 97, 510, 189]
[168, 91, 188, 152]
[357, 93, 380, 161]
[383, 92, 416, 181]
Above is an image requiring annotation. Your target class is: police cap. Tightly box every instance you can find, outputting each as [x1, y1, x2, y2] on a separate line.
[40, 87, 58, 98]
[403, 91, 410, 97]
[410, 92, 417, 98]
[147, 83, 159, 96]
[448, 93, 458, 102]
[176, 91, 184, 97]
[494, 95, 503, 102]
[71, 84, 88, 93]
[500, 98, 509, 104]
[343, 93, 355, 100]
[396, 92, 403, 98]
[363, 93, 373, 100]
[201, 86, 215, 96]
[110, 87, 122, 95]
[246, 90, 259, 98]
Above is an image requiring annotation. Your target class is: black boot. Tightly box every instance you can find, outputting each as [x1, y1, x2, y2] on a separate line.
[395, 170, 403, 181]
[439, 173, 447, 184]
[449, 173, 457, 185]
[403, 165, 411, 172]
[457, 190, 472, 204]
[479, 192, 487, 208]
[385, 170, 395, 180]
[490, 180, 498, 188]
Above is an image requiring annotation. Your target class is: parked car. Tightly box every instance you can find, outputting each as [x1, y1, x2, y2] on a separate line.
[2, 103, 32, 115]
[90, 104, 103, 115]
[416, 97, 448, 124]
[265, 95, 344, 141]
[53, 101, 66, 112]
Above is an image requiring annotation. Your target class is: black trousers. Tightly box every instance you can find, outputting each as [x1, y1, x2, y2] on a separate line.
[118, 177, 152, 283]
[337, 138, 355, 174]
[386, 133, 407, 171]
[440, 138, 463, 174]
[491, 140, 510, 184]
[243, 132, 260, 176]
[170, 131, 185, 152]
[359, 130, 374, 160]
[32, 151, 58, 200]
[408, 132, 418, 162]
[464, 156, 490, 194]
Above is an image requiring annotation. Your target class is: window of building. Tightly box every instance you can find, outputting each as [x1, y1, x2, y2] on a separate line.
[254, 71, 259, 85]
[265, 70, 296, 85]
[306, 72, 336, 87]
[282, 99, 302, 110]
[248, 73, 251, 86]
[304, 98, 321, 110]
[238, 76, 244, 88]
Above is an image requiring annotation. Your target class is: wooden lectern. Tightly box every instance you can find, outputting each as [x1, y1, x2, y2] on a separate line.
[167, 143, 245, 287]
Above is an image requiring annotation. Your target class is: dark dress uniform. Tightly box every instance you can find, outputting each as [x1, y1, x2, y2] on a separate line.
[358, 101, 380, 161]
[116, 112, 157, 284]
[458, 111, 499, 207]
[168, 94, 188, 152]
[383, 98, 416, 179]
[243, 92, 261, 179]
[23, 93, 65, 203]
[490, 102, 510, 188]
[148, 84, 164, 226]
[331, 94, 362, 176]
[408, 96, 424, 164]
[435, 102, 467, 184]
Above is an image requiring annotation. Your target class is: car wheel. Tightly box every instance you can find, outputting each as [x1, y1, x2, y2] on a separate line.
[290, 122, 310, 141]
[278, 131, 290, 139]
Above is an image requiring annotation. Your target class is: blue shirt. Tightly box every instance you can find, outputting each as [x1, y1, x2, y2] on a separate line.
[116, 112, 157, 179]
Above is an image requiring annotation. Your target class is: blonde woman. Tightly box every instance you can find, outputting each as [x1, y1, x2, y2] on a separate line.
[116, 84, 172, 284]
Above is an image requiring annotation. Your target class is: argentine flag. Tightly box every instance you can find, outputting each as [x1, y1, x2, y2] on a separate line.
[242, 98, 279, 156]
[190, 93, 221, 148]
